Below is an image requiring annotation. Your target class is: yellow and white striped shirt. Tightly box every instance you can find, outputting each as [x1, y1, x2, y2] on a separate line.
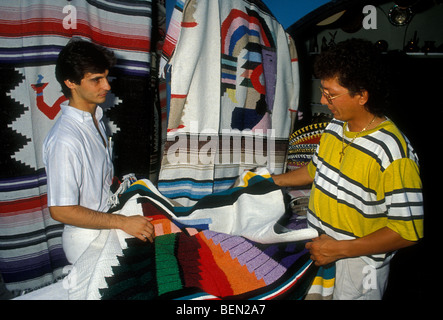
[307, 118, 424, 266]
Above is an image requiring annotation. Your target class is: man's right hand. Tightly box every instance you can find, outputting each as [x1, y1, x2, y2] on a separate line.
[120, 215, 155, 243]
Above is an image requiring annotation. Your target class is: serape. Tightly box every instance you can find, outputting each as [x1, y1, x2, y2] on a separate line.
[67, 170, 328, 300]
[158, 0, 300, 206]
[0, 0, 164, 292]
[304, 264, 335, 300]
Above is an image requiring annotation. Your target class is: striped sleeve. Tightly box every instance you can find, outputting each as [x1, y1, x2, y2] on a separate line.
[383, 157, 424, 241]
[307, 137, 322, 179]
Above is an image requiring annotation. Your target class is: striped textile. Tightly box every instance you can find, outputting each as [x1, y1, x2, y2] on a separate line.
[305, 264, 335, 300]
[0, 171, 66, 292]
[0, 0, 163, 292]
[157, 0, 299, 206]
[307, 119, 424, 267]
[159, 0, 185, 78]
[287, 122, 329, 171]
[69, 171, 322, 300]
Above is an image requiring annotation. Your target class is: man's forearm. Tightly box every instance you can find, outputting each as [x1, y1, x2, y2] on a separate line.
[272, 165, 314, 187]
[49, 205, 124, 229]
[339, 227, 416, 259]
[49, 205, 155, 242]
[306, 227, 416, 266]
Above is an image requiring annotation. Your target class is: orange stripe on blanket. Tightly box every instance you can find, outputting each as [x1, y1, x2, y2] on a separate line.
[196, 232, 266, 296]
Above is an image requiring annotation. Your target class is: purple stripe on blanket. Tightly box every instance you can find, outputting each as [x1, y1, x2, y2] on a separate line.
[203, 230, 286, 285]
[255, 257, 286, 284]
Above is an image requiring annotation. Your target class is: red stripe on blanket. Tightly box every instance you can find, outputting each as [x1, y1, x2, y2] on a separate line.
[0, 195, 47, 215]
[170, 94, 187, 99]
[181, 21, 198, 28]
[0, 21, 150, 51]
[195, 232, 234, 297]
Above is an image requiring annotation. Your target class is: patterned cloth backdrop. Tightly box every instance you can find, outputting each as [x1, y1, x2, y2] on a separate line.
[0, 0, 165, 293]
[158, 0, 300, 206]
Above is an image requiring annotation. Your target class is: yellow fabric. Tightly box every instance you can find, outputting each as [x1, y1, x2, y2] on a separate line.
[307, 119, 423, 244]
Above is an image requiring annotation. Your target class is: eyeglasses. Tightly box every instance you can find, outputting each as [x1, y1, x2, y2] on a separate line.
[319, 86, 349, 105]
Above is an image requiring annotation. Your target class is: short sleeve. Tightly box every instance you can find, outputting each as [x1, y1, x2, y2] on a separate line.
[307, 143, 320, 179]
[383, 158, 424, 241]
[45, 140, 83, 207]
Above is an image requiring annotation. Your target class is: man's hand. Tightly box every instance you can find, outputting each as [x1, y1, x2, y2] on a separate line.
[120, 215, 155, 243]
[305, 234, 345, 266]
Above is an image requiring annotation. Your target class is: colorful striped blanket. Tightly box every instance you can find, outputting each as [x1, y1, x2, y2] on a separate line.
[0, 0, 164, 292]
[67, 170, 332, 300]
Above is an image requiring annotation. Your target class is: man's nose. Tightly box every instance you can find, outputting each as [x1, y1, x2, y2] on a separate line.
[103, 78, 111, 91]
[320, 94, 328, 105]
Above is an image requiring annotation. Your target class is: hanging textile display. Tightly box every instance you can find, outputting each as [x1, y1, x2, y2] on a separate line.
[158, 0, 300, 206]
[0, 0, 163, 293]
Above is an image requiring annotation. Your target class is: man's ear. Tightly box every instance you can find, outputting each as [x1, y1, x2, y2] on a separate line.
[358, 90, 369, 106]
[64, 79, 77, 89]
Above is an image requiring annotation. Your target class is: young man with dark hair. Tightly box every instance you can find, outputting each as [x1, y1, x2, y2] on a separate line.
[273, 38, 423, 299]
[43, 39, 154, 264]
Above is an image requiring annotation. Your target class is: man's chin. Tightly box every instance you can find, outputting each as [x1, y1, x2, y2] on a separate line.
[97, 96, 107, 104]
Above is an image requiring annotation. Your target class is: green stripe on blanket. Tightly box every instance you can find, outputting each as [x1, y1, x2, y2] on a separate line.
[155, 234, 183, 295]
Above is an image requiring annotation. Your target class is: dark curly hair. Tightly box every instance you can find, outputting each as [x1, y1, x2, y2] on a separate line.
[314, 38, 388, 117]
[55, 38, 116, 98]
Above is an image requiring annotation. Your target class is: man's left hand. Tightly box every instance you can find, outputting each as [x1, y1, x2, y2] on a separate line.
[305, 234, 345, 266]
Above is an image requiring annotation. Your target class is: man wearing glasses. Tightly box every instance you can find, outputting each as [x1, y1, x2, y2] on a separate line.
[272, 38, 423, 299]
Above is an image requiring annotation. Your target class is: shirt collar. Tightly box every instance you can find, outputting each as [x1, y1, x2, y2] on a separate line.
[60, 100, 104, 123]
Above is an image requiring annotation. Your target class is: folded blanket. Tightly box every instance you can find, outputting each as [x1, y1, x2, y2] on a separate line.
[67, 170, 325, 300]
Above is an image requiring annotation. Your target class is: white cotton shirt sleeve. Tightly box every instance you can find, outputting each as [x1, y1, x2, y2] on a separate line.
[44, 138, 82, 207]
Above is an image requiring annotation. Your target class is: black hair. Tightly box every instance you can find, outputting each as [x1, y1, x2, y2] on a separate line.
[55, 38, 116, 98]
[314, 38, 389, 117]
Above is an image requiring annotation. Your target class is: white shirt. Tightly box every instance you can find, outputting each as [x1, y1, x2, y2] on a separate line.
[42, 101, 114, 263]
